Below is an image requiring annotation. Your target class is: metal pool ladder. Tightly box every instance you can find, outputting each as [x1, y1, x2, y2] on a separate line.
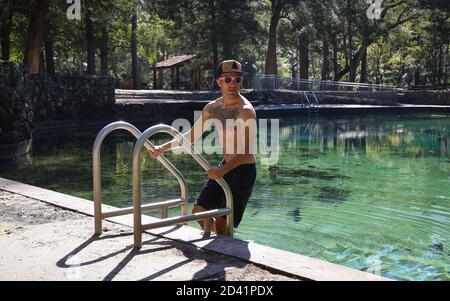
[93, 121, 234, 248]
[302, 91, 319, 112]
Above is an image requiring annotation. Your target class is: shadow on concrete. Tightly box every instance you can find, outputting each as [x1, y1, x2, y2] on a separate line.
[56, 225, 251, 281]
[56, 225, 250, 281]
[56, 227, 179, 278]
[103, 239, 180, 281]
[138, 233, 251, 281]
[182, 233, 251, 281]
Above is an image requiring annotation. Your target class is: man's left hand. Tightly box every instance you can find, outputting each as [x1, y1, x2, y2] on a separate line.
[207, 165, 225, 180]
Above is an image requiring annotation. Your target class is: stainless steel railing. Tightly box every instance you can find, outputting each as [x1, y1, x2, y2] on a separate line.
[93, 122, 234, 249]
[93, 121, 188, 234]
[132, 124, 233, 248]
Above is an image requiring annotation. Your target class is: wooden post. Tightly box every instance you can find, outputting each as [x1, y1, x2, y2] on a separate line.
[153, 67, 157, 90]
[195, 65, 201, 90]
[171, 67, 175, 90]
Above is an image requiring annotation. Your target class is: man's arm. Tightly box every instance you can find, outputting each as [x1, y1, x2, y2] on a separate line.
[149, 103, 213, 157]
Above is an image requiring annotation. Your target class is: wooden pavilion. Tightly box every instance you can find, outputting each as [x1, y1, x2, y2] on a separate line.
[153, 54, 201, 90]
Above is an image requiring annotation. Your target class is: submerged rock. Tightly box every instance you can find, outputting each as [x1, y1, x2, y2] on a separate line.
[316, 186, 351, 203]
[268, 165, 350, 181]
[289, 208, 302, 222]
[428, 243, 444, 255]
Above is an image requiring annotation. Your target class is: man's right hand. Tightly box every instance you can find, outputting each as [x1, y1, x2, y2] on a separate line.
[148, 145, 167, 159]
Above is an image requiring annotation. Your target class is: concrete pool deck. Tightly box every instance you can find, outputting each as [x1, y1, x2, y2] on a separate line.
[0, 177, 390, 281]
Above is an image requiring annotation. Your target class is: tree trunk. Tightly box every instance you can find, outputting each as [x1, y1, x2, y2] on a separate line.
[443, 44, 449, 86]
[331, 34, 339, 81]
[23, 0, 49, 74]
[221, 3, 232, 60]
[153, 62, 157, 90]
[414, 67, 421, 85]
[299, 31, 309, 79]
[131, 12, 139, 89]
[348, 47, 362, 82]
[264, 1, 282, 75]
[85, 5, 96, 75]
[0, 2, 13, 61]
[100, 27, 109, 76]
[346, 1, 353, 79]
[111, 50, 117, 75]
[342, 32, 349, 68]
[359, 46, 367, 83]
[290, 54, 297, 79]
[44, 25, 55, 75]
[212, 38, 218, 80]
[321, 37, 329, 80]
[437, 45, 443, 85]
[210, 0, 218, 77]
[336, 43, 369, 82]
[39, 49, 45, 74]
[348, 42, 359, 83]
[431, 47, 437, 86]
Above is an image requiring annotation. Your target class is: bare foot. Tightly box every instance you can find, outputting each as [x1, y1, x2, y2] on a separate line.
[204, 218, 217, 233]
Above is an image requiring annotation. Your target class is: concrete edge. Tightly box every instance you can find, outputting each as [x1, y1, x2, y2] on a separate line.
[0, 177, 392, 281]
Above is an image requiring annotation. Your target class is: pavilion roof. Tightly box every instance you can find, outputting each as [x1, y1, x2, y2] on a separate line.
[154, 54, 197, 69]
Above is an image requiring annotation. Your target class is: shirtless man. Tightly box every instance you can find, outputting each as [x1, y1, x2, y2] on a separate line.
[148, 60, 257, 235]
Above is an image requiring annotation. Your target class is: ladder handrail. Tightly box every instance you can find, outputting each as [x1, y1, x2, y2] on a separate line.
[311, 91, 319, 105]
[310, 91, 319, 112]
[93, 121, 188, 234]
[303, 91, 311, 108]
[132, 124, 234, 248]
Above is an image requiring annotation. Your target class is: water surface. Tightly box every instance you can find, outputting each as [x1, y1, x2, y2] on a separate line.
[1, 113, 449, 280]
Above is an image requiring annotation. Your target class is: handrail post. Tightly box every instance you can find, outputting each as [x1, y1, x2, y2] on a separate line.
[132, 124, 234, 248]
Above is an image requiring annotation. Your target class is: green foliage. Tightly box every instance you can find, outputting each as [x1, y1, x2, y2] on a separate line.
[1, 0, 448, 86]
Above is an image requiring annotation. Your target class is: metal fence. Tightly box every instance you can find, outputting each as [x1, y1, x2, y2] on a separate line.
[251, 74, 399, 93]
[251, 74, 400, 100]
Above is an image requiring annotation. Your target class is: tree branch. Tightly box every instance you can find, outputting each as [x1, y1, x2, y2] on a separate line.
[380, 0, 406, 20]
[387, 10, 420, 31]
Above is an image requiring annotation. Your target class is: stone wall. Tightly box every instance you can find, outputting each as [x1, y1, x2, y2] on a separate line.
[0, 60, 115, 160]
[399, 91, 450, 105]
[31, 75, 115, 122]
[0, 61, 33, 145]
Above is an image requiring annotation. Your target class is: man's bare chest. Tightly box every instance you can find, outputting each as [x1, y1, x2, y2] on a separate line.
[209, 106, 242, 126]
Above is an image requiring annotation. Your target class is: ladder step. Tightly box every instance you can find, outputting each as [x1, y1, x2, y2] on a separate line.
[142, 208, 231, 230]
[102, 198, 186, 219]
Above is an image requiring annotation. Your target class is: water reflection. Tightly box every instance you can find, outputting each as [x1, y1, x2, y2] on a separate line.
[279, 114, 449, 160]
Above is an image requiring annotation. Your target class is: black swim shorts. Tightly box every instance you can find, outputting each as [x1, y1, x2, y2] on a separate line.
[196, 160, 256, 228]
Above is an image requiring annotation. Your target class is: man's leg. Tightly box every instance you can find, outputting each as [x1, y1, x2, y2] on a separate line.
[192, 204, 216, 232]
[214, 216, 227, 235]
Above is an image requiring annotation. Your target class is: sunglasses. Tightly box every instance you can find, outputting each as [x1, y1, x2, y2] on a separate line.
[220, 76, 243, 84]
